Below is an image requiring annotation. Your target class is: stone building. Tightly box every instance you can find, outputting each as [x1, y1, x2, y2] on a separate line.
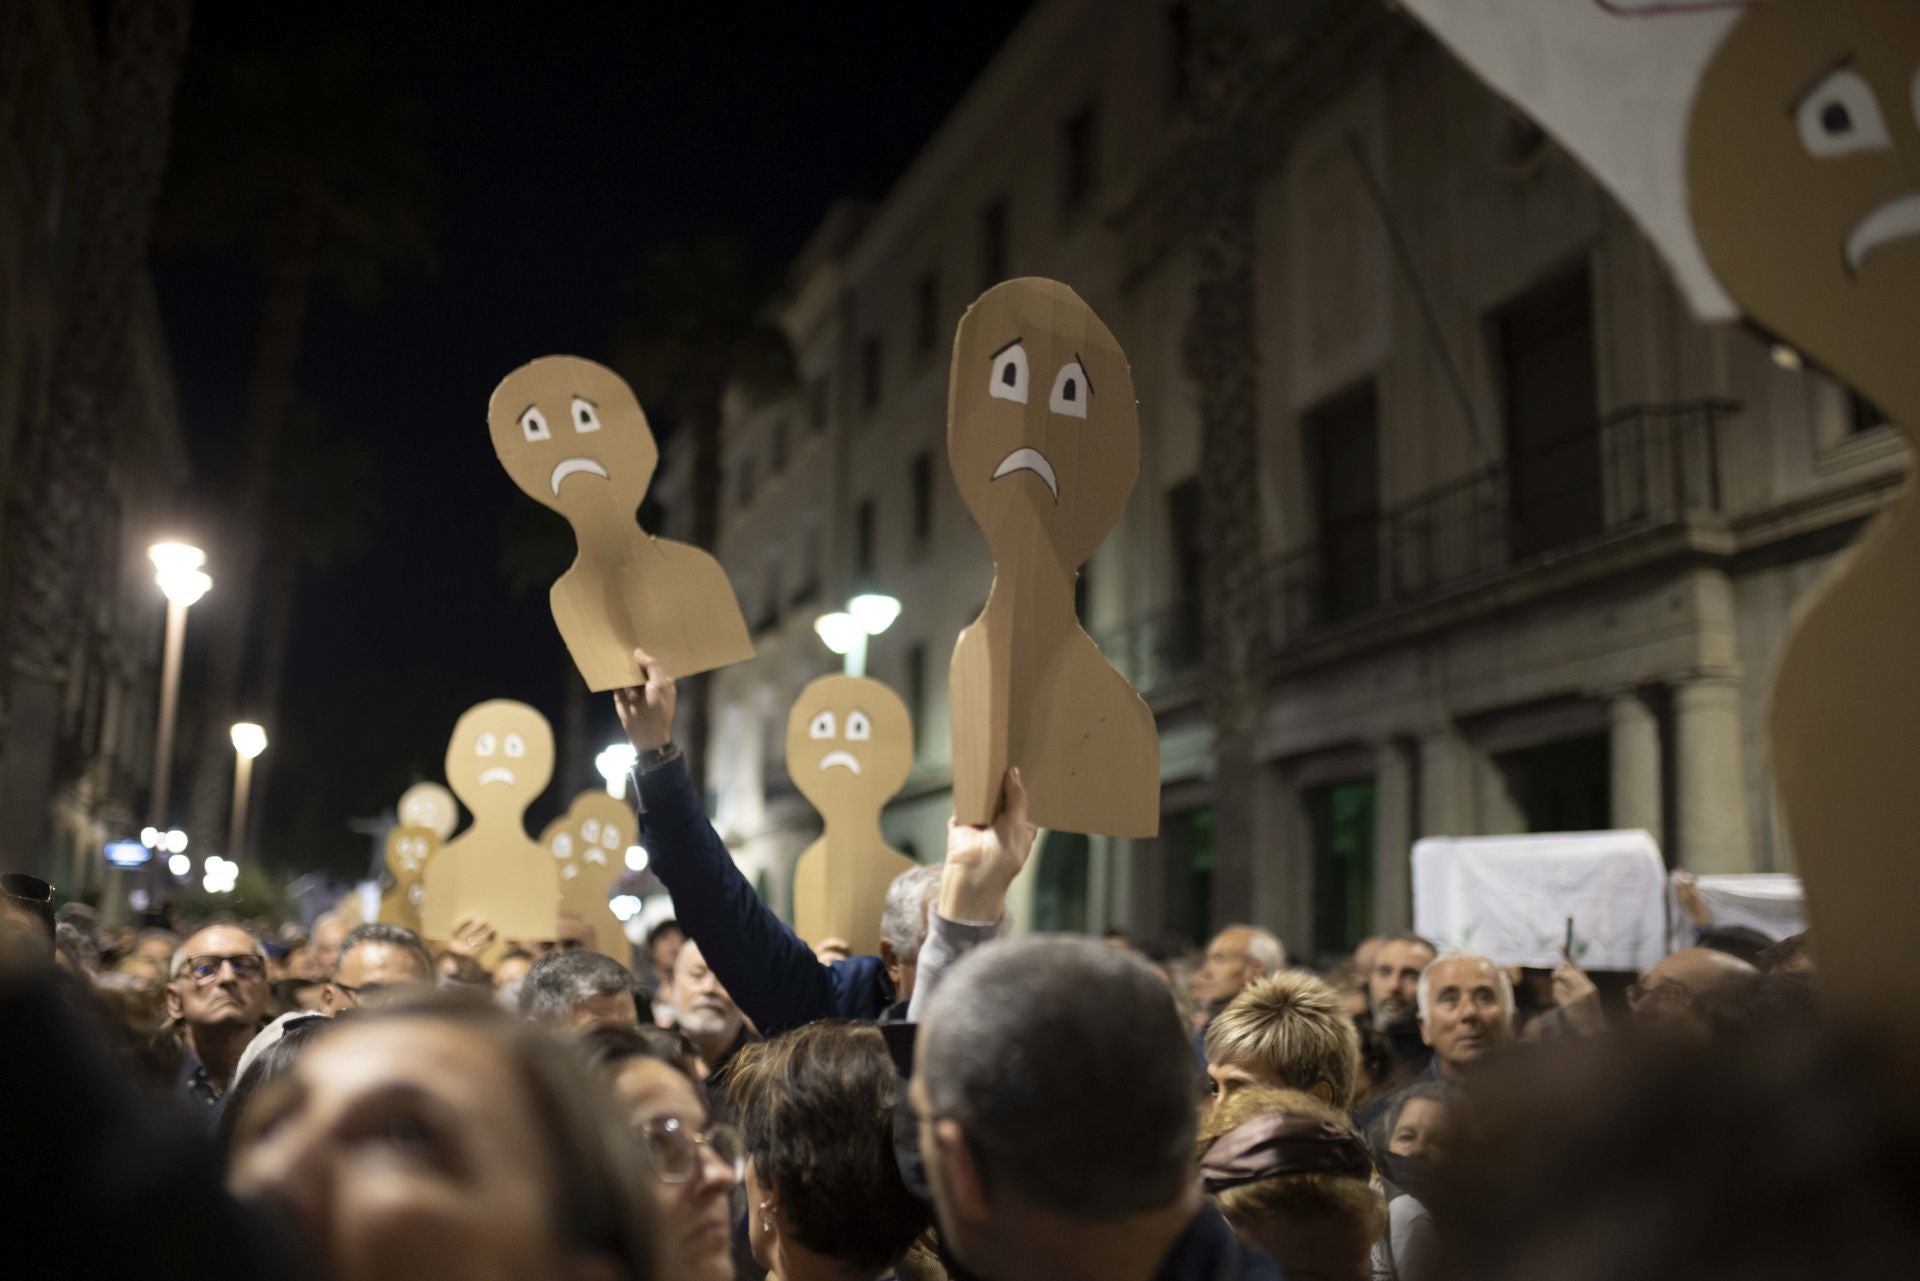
[0, 0, 193, 894]
[676, 0, 1909, 957]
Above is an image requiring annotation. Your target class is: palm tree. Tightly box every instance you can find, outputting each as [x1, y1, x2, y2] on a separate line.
[609, 233, 794, 790]
[1, 0, 194, 878]
[1182, 0, 1264, 932]
[159, 39, 435, 849]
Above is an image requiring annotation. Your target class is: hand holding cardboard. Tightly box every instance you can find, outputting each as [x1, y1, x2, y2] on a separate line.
[789, 674, 917, 956]
[947, 278, 1159, 836]
[419, 699, 562, 942]
[489, 355, 754, 691]
[1397, 0, 1920, 1028]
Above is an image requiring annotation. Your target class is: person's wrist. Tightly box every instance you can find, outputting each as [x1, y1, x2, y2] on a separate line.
[941, 876, 1009, 925]
[636, 739, 680, 772]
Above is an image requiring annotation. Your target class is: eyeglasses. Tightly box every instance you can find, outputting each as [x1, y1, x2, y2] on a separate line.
[180, 953, 267, 984]
[642, 1115, 743, 1184]
[0, 873, 53, 903]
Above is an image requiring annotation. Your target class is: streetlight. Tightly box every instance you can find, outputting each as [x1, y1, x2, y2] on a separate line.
[229, 722, 267, 864]
[813, 592, 902, 677]
[596, 743, 638, 798]
[147, 543, 209, 832]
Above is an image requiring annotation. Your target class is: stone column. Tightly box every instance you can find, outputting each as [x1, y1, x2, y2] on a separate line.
[1671, 675, 1755, 872]
[1417, 728, 1473, 837]
[1609, 688, 1663, 843]
[1374, 741, 1415, 932]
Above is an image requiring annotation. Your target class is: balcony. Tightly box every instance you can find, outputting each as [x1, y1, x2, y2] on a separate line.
[1093, 400, 1733, 697]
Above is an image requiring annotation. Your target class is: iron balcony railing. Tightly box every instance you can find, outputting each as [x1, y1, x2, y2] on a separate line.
[1098, 400, 1734, 694]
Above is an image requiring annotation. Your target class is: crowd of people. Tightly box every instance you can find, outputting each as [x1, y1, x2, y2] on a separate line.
[2, 649, 1912, 1281]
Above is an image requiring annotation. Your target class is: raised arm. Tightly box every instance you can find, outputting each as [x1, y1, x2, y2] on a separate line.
[617, 649, 842, 1037]
[907, 767, 1036, 1021]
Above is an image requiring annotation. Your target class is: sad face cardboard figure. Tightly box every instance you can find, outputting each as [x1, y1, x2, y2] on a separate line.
[377, 825, 439, 931]
[538, 790, 633, 961]
[489, 355, 754, 691]
[947, 278, 1159, 836]
[1400, 0, 1920, 1026]
[419, 699, 561, 943]
[788, 675, 916, 956]
[397, 781, 459, 841]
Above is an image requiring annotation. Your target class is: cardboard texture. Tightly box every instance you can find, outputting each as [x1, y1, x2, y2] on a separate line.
[539, 790, 633, 961]
[419, 699, 561, 942]
[489, 355, 753, 691]
[788, 675, 917, 955]
[946, 278, 1159, 836]
[377, 825, 439, 931]
[397, 781, 459, 840]
[1398, 0, 1920, 1027]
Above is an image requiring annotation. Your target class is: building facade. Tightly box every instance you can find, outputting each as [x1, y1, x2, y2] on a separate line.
[682, 0, 1909, 958]
[0, 0, 193, 895]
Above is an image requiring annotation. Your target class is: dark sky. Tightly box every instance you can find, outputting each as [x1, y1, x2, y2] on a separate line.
[153, 2, 1032, 876]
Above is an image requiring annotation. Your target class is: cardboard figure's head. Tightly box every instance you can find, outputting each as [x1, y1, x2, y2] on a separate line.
[443, 700, 554, 818]
[384, 825, 439, 884]
[397, 782, 458, 841]
[1688, 1, 1920, 414]
[948, 279, 1139, 569]
[488, 355, 658, 522]
[786, 676, 913, 818]
[564, 792, 634, 885]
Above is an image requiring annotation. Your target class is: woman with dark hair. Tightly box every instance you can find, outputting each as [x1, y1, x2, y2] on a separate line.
[214, 1012, 332, 1163]
[226, 993, 660, 1281]
[727, 1020, 929, 1281]
[580, 1023, 740, 1281]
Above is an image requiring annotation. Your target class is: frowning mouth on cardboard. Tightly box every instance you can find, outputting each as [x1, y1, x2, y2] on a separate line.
[990, 447, 1058, 501]
[549, 457, 610, 496]
[1846, 192, 1920, 275]
[818, 750, 863, 775]
[478, 767, 517, 786]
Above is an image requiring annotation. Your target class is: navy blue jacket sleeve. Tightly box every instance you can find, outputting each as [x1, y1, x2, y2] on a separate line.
[634, 756, 891, 1036]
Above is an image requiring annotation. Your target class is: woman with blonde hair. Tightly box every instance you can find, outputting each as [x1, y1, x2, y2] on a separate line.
[1205, 971, 1363, 1110]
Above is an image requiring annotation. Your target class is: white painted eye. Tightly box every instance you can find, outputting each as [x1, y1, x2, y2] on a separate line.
[571, 396, 601, 433]
[1049, 361, 1089, 418]
[520, 407, 551, 442]
[988, 343, 1029, 404]
[1797, 67, 1891, 158]
[810, 711, 836, 739]
[582, 819, 601, 843]
[553, 833, 574, 860]
[561, 863, 579, 880]
[505, 733, 526, 758]
[475, 732, 497, 757]
[847, 710, 872, 741]
[601, 825, 621, 849]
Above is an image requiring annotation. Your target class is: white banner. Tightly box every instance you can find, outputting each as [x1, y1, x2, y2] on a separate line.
[1413, 831, 1668, 971]
[1680, 872, 1804, 941]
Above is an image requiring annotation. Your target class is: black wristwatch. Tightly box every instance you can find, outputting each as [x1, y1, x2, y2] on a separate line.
[637, 740, 681, 773]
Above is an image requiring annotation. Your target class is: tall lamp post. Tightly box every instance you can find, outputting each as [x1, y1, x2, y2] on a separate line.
[596, 743, 638, 799]
[135, 543, 208, 919]
[228, 722, 267, 864]
[813, 592, 902, 677]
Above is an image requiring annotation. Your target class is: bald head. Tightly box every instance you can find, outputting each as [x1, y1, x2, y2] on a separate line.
[1633, 948, 1758, 1013]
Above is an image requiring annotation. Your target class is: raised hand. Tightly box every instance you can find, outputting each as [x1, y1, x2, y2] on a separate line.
[941, 767, 1036, 925]
[614, 647, 677, 753]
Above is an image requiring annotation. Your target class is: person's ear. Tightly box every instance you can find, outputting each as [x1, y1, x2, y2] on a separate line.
[1419, 1016, 1435, 1048]
[320, 983, 344, 1015]
[934, 1118, 992, 1224]
[162, 981, 184, 1022]
[880, 939, 902, 985]
[1308, 1080, 1335, 1105]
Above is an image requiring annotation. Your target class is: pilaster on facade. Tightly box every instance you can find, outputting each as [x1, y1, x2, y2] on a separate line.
[1670, 671, 1756, 873]
[1606, 686, 1663, 844]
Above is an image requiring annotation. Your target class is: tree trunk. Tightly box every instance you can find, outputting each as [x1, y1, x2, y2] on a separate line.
[1183, 0, 1264, 933]
[185, 190, 324, 848]
[0, 0, 193, 877]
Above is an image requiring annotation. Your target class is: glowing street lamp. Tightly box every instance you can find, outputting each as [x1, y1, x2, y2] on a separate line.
[146, 543, 209, 844]
[229, 722, 267, 864]
[597, 743, 638, 798]
[813, 592, 902, 677]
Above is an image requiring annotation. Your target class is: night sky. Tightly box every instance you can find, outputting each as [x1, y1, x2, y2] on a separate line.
[153, 2, 1032, 877]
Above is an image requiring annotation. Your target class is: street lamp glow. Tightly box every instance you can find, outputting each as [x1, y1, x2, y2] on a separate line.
[167, 853, 191, 876]
[141, 826, 161, 849]
[150, 544, 212, 607]
[230, 722, 268, 759]
[848, 592, 902, 636]
[164, 828, 189, 854]
[813, 611, 863, 656]
[609, 894, 643, 922]
[596, 743, 638, 797]
[148, 542, 206, 575]
[625, 845, 650, 873]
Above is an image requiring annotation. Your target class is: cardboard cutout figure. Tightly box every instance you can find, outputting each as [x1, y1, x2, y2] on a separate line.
[788, 675, 917, 956]
[1399, 0, 1920, 1025]
[397, 781, 459, 841]
[377, 825, 439, 931]
[947, 278, 1159, 836]
[489, 355, 753, 691]
[419, 699, 561, 942]
[539, 790, 632, 961]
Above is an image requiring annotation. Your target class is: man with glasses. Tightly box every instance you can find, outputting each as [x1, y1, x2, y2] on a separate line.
[322, 922, 435, 1013]
[164, 923, 269, 1106]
